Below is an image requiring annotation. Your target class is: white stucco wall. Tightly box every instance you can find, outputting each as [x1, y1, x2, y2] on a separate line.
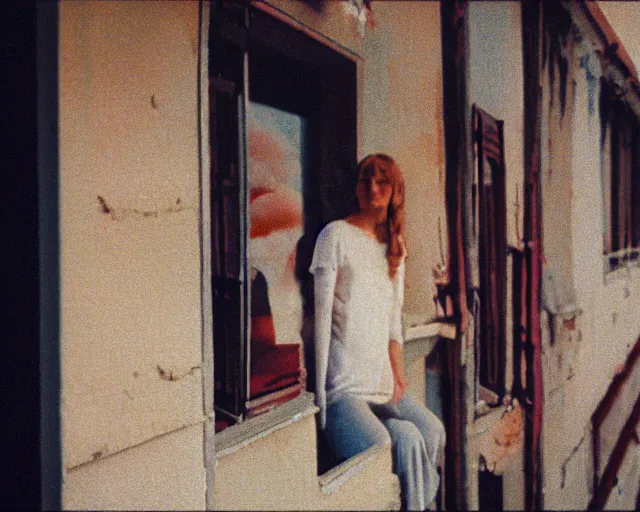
[540, 10, 640, 508]
[63, 424, 206, 510]
[359, 1, 446, 323]
[466, 3, 525, 509]
[59, 1, 206, 507]
[468, 1, 525, 251]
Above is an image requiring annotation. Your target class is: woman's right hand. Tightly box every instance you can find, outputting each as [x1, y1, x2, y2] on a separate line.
[389, 340, 407, 404]
[392, 375, 407, 404]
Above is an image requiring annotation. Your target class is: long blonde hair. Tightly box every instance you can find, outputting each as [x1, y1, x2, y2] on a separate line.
[356, 154, 406, 278]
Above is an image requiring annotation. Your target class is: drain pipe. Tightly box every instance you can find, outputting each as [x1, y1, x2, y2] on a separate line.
[522, 1, 545, 510]
[440, 0, 472, 509]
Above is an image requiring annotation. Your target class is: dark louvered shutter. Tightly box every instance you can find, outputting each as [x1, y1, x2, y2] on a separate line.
[473, 105, 507, 397]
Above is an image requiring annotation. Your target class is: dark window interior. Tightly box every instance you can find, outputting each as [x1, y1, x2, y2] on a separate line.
[600, 79, 640, 267]
[210, 3, 356, 431]
[479, 467, 504, 511]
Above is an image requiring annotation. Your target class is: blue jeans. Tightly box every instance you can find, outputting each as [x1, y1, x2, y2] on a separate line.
[325, 393, 445, 511]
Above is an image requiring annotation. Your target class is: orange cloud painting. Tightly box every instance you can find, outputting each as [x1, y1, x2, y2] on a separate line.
[248, 103, 305, 346]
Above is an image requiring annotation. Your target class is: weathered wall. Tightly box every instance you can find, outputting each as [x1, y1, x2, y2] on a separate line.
[539, 5, 640, 508]
[59, 1, 205, 507]
[466, 3, 525, 509]
[212, 415, 400, 510]
[603, 442, 640, 510]
[359, 1, 446, 323]
[63, 424, 206, 510]
[58, 1, 449, 508]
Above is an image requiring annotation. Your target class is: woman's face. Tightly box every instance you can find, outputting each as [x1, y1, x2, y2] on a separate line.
[356, 167, 393, 214]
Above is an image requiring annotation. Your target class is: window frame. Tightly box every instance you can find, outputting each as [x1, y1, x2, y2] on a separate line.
[600, 78, 640, 275]
[208, 2, 358, 430]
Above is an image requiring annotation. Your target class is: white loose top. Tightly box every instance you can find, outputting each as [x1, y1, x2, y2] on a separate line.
[310, 220, 405, 428]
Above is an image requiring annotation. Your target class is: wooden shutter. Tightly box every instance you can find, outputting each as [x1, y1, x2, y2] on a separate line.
[609, 99, 637, 257]
[473, 105, 507, 397]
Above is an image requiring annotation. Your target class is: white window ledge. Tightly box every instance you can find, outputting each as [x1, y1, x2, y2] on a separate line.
[214, 391, 397, 499]
[214, 391, 317, 459]
[405, 321, 456, 342]
[403, 321, 456, 366]
[318, 441, 392, 495]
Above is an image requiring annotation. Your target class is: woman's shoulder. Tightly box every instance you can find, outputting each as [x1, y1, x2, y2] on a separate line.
[316, 219, 349, 241]
[310, 220, 349, 272]
[313, 220, 351, 255]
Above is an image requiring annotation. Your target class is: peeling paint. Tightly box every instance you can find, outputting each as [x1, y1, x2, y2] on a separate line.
[340, 0, 373, 37]
[478, 403, 525, 475]
[97, 196, 186, 220]
[156, 364, 201, 382]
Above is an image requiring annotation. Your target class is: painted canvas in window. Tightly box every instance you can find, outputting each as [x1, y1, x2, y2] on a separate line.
[248, 102, 305, 404]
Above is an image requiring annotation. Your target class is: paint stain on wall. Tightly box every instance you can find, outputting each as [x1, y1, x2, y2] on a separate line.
[97, 195, 186, 220]
[579, 54, 598, 117]
[91, 444, 109, 461]
[156, 364, 201, 382]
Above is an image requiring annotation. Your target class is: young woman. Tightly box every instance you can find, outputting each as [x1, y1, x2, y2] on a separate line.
[310, 154, 445, 511]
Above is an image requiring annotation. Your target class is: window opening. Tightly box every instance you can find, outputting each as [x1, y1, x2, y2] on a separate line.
[600, 79, 640, 273]
[478, 462, 504, 511]
[210, 3, 356, 431]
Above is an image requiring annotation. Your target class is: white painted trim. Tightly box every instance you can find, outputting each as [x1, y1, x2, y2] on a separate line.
[197, 2, 216, 509]
[405, 321, 457, 342]
[215, 392, 317, 458]
[318, 442, 392, 495]
[199, 0, 213, 426]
